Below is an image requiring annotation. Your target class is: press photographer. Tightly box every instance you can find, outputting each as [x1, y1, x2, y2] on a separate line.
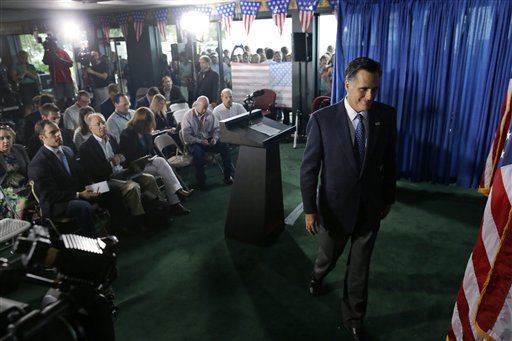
[85, 51, 109, 111]
[0, 221, 118, 341]
[39, 34, 75, 109]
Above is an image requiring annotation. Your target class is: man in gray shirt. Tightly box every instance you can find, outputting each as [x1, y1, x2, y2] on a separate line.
[106, 93, 132, 143]
[182, 96, 233, 189]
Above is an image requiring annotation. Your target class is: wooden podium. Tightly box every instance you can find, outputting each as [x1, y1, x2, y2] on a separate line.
[220, 109, 295, 244]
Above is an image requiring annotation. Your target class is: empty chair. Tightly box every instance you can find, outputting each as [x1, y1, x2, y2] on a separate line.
[172, 108, 189, 125]
[154, 133, 193, 168]
[169, 102, 190, 112]
[253, 89, 277, 119]
[310, 95, 331, 114]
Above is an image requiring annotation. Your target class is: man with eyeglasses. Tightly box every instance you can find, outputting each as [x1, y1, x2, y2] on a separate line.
[63, 90, 91, 131]
[106, 93, 133, 143]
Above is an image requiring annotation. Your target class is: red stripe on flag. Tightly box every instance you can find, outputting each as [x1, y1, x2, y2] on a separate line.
[471, 226, 491, 291]
[456, 284, 476, 341]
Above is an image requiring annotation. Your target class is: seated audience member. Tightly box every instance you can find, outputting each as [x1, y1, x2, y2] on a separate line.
[159, 76, 186, 104]
[23, 94, 54, 145]
[212, 88, 246, 122]
[0, 125, 31, 219]
[106, 93, 132, 143]
[27, 103, 76, 159]
[150, 94, 184, 151]
[79, 113, 162, 230]
[119, 107, 192, 215]
[73, 106, 94, 150]
[63, 90, 91, 131]
[182, 96, 234, 189]
[135, 87, 160, 109]
[100, 83, 120, 120]
[27, 120, 98, 237]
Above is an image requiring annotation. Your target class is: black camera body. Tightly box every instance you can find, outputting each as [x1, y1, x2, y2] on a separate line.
[0, 222, 119, 341]
[75, 48, 93, 68]
[37, 35, 58, 53]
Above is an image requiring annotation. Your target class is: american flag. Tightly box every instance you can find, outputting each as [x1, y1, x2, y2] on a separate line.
[447, 121, 512, 339]
[153, 8, 169, 41]
[231, 62, 292, 108]
[117, 13, 130, 39]
[217, 2, 236, 35]
[240, 1, 261, 35]
[196, 6, 213, 17]
[132, 11, 145, 42]
[267, 0, 289, 36]
[296, 0, 318, 33]
[479, 79, 512, 195]
[100, 15, 111, 40]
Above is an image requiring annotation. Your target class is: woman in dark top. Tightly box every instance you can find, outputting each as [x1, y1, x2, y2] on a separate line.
[119, 107, 192, 214]
[150, 94, 184, 151]
[0, 125, 31, 219]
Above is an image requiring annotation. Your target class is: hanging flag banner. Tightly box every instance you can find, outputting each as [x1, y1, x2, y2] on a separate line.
[240, 1, 261, 35]
[116, 13, 130, 39]
[479, 79, 512, 195]
[447, 120, 512, 340]
[296, 0, 319, 33]
[231, 62, 292, 108]
[196, 6, 213, 18]
[267, 0, 290, 36]
[153, 8, 169, 41]
[132, 11, 145, 42]
[217, 2, 236, 35]
[99, 15, 111, 40]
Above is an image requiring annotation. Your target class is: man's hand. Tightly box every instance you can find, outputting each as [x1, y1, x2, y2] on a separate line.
[85, 67, 93, 74]
[201, 139, 209, 146]
[305, 213, 319, 235]
[79, 190, 100, 200]
[209, 139, 217, 146]
[381, 204, 392, 219]
[111, 155, 122, 166]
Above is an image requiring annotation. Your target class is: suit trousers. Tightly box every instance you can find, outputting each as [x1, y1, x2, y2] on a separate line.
[313, 219, 379, 328]
[187, 142, 232, 186]
[108, 173, 161, 216]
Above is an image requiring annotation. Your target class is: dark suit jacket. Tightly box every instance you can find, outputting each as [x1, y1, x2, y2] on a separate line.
[100, 98, 115, 120]
[0, 144, 30, 184]
[119, 126, 154, 163]
[135, 96, 150, 109]
[79, 134, 120, 183]
[195, 69, 219, 104]
[159, 86, 186, 103]
[27, 128, 76, 160]
[300, 100, 396, 236]
[27, 145, 91, 218]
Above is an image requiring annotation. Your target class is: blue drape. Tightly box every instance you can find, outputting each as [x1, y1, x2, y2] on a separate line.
[332, 0, 512, 187]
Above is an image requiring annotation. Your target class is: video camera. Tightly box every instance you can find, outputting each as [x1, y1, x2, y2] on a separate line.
[74, 47, 93, 68]
[36, 34, 58, 53]
[0, 221, 119, 341]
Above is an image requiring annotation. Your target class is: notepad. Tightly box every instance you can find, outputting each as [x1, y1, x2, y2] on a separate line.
[249, 123, 281, 136]
[86, 181, 110, 194]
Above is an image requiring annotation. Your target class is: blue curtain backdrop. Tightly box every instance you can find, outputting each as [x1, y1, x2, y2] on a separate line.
[332, 0, 512, 187]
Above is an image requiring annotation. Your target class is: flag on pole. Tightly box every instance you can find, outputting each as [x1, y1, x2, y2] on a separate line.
[240, 1, 261, 35]
[296, 0, 319, 33]
[479, 79, 512, 196]
[99, 15, 111, 40]
[217, 2, 236, 35]
[447, 121, 512, 340]
[267, 0, 289, 36]
[132, 11, 145, 42]
[117, 13, 130, 39]
[153, 8, 169, 41]
[231, 62, 292, 108]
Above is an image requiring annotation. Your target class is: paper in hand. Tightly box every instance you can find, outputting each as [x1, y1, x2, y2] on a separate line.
[86, 181, 110, 194]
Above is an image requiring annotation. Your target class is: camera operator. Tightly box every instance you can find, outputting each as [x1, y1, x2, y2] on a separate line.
[41, 35, 75, 110]
[85, 51, 109, 111]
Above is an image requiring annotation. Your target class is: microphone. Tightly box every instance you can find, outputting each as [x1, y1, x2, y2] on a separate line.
[243, 89, 265, 102]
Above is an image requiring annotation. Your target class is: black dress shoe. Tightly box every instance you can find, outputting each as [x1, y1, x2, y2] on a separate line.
[223, 176, 234, 185]
[170, 203, 191, 216]
[309, 277, 323, 296]
[341, 326, 370, 341]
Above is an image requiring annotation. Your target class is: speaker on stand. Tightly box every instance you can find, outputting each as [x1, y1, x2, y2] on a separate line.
[292, 32, 311, 148]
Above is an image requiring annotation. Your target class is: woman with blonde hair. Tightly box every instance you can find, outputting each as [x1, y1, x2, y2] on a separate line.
[0, 124, 31, 218]
[119, 107, 192, 215]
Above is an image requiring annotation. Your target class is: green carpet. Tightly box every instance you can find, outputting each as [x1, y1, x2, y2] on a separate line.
[4, 142, 486, 340]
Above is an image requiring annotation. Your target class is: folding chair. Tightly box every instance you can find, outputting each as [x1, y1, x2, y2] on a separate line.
[172, 108, 189, 125]
[154, 133, 193, 190]
[179, 130, 224, 175]
[169, 102, 190, 112]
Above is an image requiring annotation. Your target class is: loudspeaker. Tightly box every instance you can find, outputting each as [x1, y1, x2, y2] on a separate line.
[292, 32, 312, 62]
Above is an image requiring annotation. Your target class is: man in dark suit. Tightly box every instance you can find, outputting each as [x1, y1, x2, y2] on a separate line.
[28, 120, 99, 237]
[159, 75, 186, 104]
[135, 86, 159, 109]
[194, 55, 219, 107]
[99, 83, 120, 120]
[300, 57, 396, 341]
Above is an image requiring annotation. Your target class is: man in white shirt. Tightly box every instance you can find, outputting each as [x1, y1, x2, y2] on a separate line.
[63, 90, 91, 131]
[212, 88, 246, 122]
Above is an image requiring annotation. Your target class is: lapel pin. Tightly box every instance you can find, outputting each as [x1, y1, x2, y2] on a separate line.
[375, 122, 381, 126]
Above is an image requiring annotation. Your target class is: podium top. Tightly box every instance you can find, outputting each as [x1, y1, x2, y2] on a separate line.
[219, 109, 295, 148]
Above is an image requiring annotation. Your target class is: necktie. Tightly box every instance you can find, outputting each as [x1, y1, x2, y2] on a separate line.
[56, 149, 71, 175]
[354, 113, 365, 168]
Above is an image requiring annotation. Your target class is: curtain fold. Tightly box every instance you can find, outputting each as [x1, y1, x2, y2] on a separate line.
[332, 0, 512, 187]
